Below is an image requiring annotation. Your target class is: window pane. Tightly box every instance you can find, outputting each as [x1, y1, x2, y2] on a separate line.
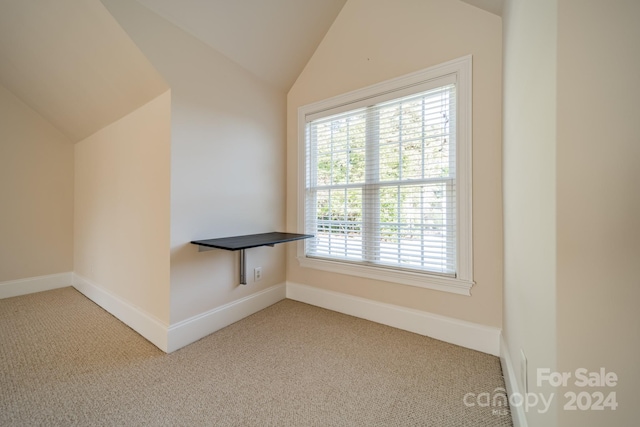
[310, 188, 364, 261]
[378, 87, 454, 183]
[306, 83, 457, 276]
[377, 182, 455, 274]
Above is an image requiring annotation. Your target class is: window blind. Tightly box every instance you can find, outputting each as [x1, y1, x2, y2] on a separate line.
[305, 83, 457, 276]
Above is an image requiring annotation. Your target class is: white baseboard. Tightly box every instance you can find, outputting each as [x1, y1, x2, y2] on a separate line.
[286, 282, 501, 356]
[500, 336, 528, 427]
[167, 283, 286, 353]
[72, 275, 286, 354]
[5, 273, 499, 359]
[72, 273, 170, 352]
[0, 272, 73, 299]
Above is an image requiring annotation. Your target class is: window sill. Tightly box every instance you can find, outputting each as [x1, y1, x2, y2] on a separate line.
[297, 256, 474, 296]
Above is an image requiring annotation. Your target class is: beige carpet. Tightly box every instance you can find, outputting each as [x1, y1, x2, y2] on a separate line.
[0, 287, 512, 426]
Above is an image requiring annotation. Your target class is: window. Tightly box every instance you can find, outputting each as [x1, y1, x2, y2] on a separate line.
[297, 56, 473, 295]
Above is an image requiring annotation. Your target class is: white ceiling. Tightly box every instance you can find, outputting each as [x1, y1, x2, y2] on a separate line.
[135, 0, 347, 90]
[0, 0, 344, 141]
[0, 0, 500, 142]
[0, 0, 168, 142]
[460, 0, 504, 17]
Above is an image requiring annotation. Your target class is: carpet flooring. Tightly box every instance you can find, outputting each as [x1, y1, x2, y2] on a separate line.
[0, 287, 512, 426]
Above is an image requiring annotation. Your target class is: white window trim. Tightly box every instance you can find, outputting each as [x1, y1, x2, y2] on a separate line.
[296, 55, 474, 296]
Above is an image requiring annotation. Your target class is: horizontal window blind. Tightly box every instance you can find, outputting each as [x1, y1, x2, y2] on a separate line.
[305, 83, 457, 275]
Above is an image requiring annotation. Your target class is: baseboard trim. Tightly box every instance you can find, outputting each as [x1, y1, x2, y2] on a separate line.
[167, 283, 286, 353]
[500, 336, 528, 427]
[72, 275, 286, 354]
[0, 272, 73, 299]
[286, 282, 500, 356]
[72, 273, 169, 352]
[6, 273, 498, 358]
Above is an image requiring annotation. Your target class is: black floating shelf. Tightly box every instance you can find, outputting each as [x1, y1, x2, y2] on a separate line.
[191, 232, 313, 285]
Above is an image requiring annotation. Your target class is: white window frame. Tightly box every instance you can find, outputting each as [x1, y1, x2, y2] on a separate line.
[296, 56, 474, 296]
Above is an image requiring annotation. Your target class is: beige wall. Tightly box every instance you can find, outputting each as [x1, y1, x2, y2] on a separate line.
[74, 91, 171, 324]
[0, 85, 74, 282]
[502, 0, 558, 425]
[102, 0, 287, 324]
[286, 0, 503, 327]
[503, 0, 640, 424]
[557, 0, 640, 424]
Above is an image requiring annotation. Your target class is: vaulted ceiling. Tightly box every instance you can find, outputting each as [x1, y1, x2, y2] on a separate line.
[135, 0, 347, 90]
[0, 0, 502, 142]
[460, 0, 504, 17]
[0, 0, 168, 142]
[0, 0, 346, 142]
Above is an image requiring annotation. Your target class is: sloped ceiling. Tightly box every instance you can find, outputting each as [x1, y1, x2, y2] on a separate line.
[134, 0, 347, 90]
[0, 0, 345, 141]
[460, 0, 504, 16]
[0, 0, 168, 142]
[0, 0, 497, 143]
